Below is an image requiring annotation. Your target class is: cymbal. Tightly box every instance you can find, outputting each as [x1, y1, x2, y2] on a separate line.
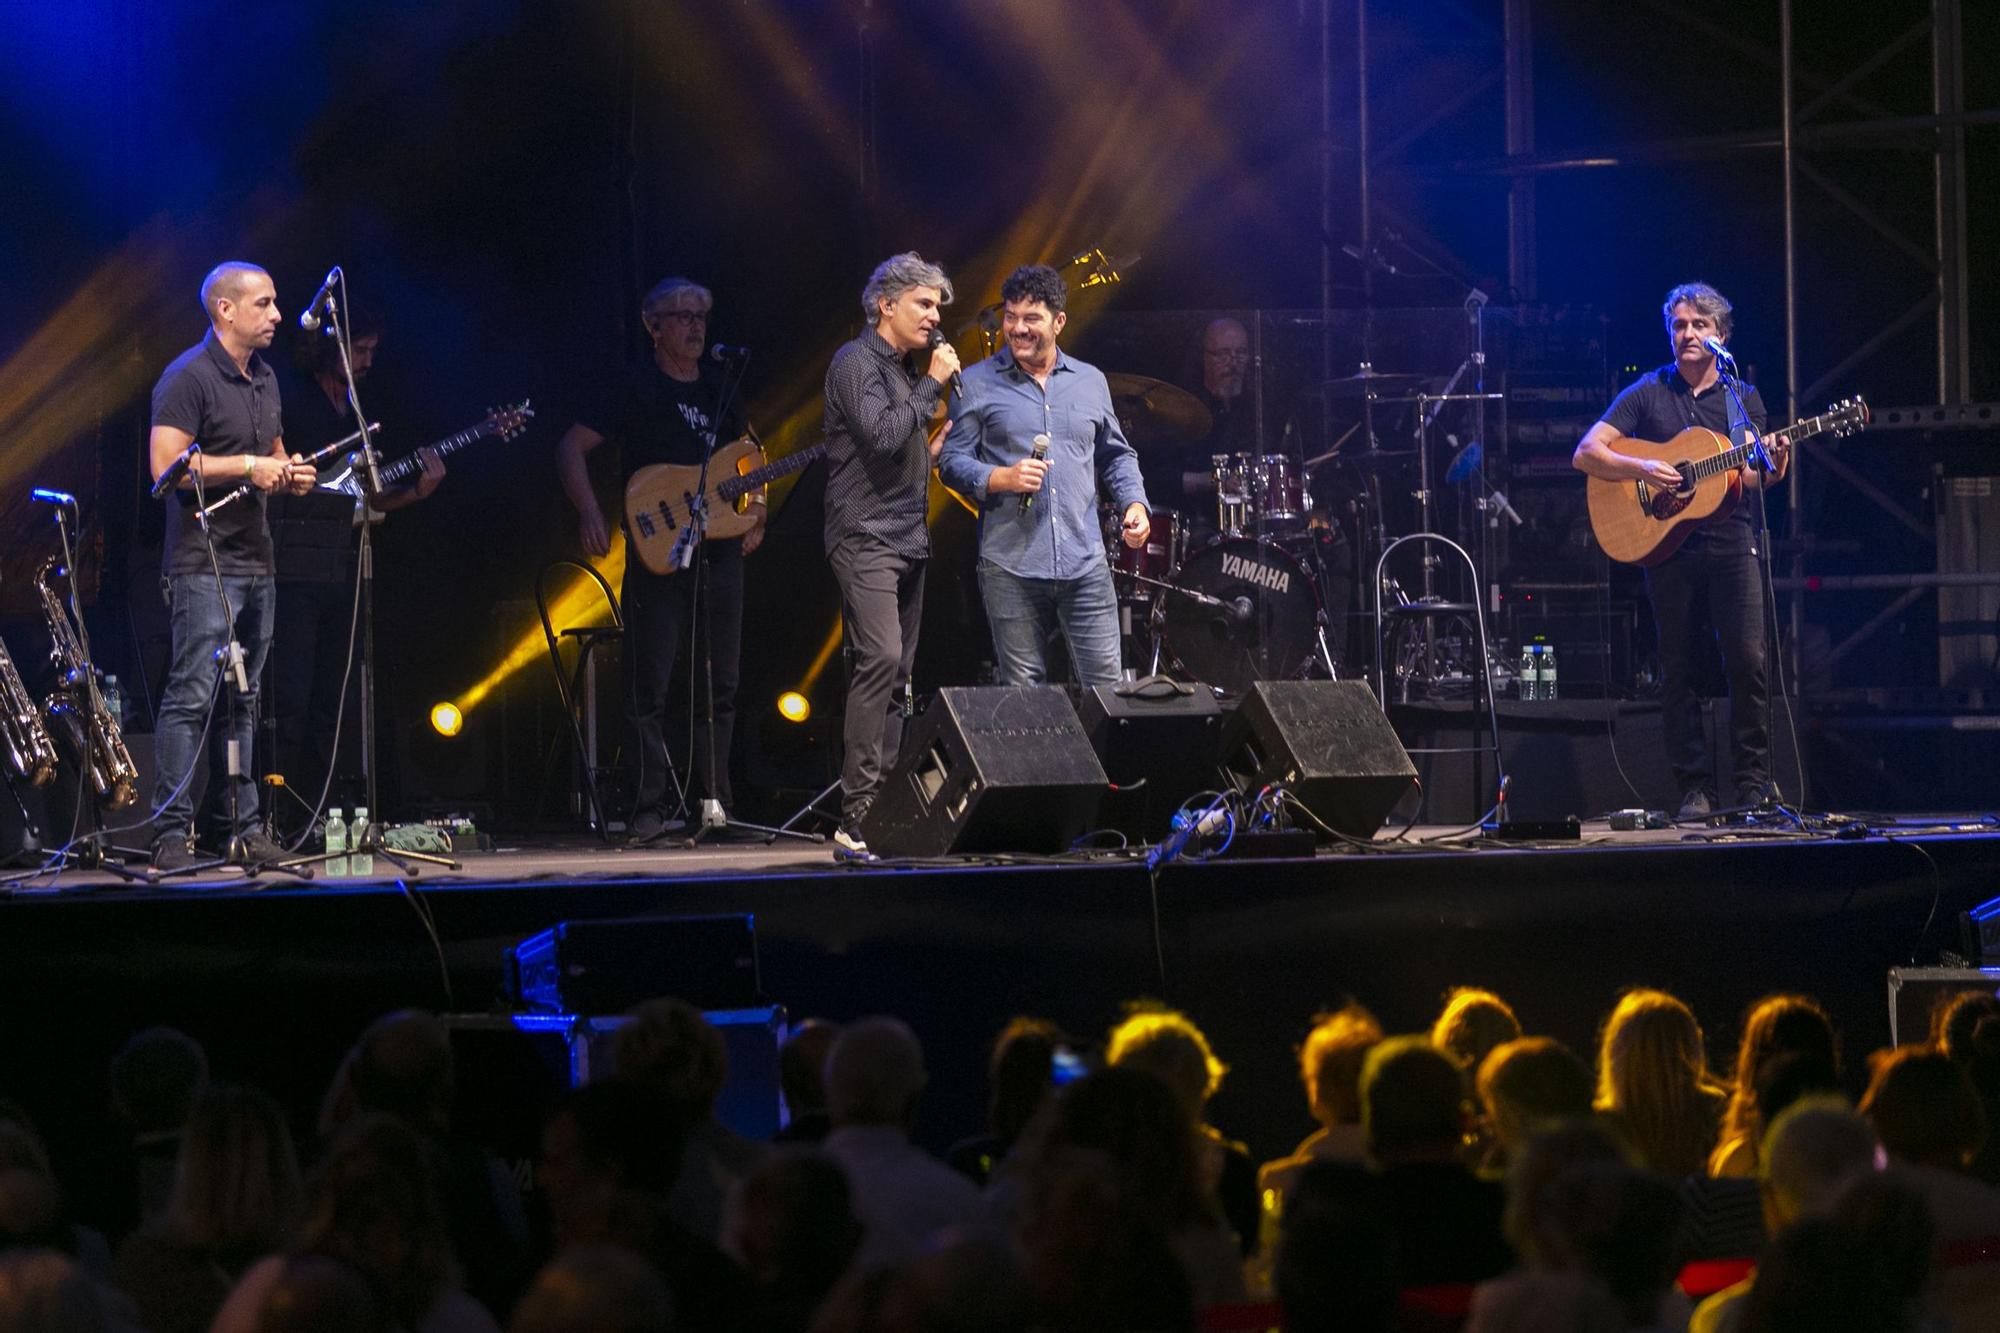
[1103, 373, 1213, 448]
[1317, 369, 1427, 398]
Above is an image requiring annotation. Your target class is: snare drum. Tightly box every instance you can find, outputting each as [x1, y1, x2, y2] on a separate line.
[1108, 507, 1181, 595]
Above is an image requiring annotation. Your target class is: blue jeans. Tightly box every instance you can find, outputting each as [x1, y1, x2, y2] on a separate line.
[978, 559, 1123, 687]
[154, 573, 274, 846]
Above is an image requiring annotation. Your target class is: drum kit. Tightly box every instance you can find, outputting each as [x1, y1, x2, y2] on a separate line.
[1099, 365, 1507, 698]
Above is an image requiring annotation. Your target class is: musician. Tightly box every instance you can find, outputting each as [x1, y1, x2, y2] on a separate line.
[938, 263, 1149, 689]
[267, 312, 446, 830]
[147, 262, 318, 871]
[821, 252, 959, 861]
[1572, 282, 1790, 819]
[556, 277, 764, 845]
[1140, 316, 1256, 520]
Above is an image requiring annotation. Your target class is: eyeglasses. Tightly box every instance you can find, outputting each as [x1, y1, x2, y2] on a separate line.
[656, 310, 709, 327]
[1204, 346, 1250, 361]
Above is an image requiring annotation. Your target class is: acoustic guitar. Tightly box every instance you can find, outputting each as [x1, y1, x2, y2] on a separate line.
[1586, 397, 1868, 566]
[624, 436, 827, 575]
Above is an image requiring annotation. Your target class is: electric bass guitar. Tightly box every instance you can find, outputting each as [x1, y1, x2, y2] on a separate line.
[1586, 396, 1868, 566]
[324, 400, 534, 499]
[625, 436, 826, 575]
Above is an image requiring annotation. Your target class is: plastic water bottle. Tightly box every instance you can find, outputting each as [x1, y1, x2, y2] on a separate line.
[1518, 643, 1540, 701]
[1540, 639, 1560, 701]
[350, 806, 374, 877]
[325, 808, 349, 877]
[101, 675, 124, 729]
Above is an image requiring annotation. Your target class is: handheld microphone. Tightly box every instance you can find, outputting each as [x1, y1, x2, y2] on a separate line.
[1701, 335, 1737, 366]
[708, 343, 751, 362]
[151, 441, 200, 500]
[297, 267, 341, 332]
[30, 488, 77, 508]
[1020, 434, 1050, 513]
[926, 328, 964, 397]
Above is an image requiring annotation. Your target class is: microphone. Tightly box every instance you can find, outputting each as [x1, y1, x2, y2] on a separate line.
[708, 343, 751, 362]
[297, 267, 340, 332]
[30, 488, 77, 508]
[926, 328, 964, 397]
[1020, 434, 1050, 513]
[1702, 335, 1737, 366]
[151, 441, 200, 500]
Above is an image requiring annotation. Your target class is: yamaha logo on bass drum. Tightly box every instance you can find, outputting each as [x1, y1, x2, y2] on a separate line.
[1219, 551, 1291, 595]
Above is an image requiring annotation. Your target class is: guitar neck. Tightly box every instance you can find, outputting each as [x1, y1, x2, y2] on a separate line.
[378, 422, 495, 484]
[718, 442, 827, 499]
[1681, 408, 1838, 483]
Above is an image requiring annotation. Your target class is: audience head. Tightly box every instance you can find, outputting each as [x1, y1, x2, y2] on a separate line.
[1105, 1006, 1227, 1117]
[1594, 987, 1723, 1176]
[1722, 994, 1838, 1154]
[539, 1081, 687, 1246]
[1758, 1098, 1881, 1231]
[319, 1010, 454, 1140]
[1750, 1049, 1842, 1132]
[1433, 987, 1523, 1072]
[508, 1245, 675, 1333]
[1014, 1146, 1196, 1333]
[1532, 1161, 1686, 1327]
[777, 1019, 839, 1124]
[295, 1113, 451, 1329]
[612, 997, 729, 1121]
[0, 1168, 67, 1253]
[1478, 1038, 1595, 1159]
[1040, 1065, 1212, 1231]
[1297, 1003, 1382, 1129]
[108, 1026, 210, 1135]
[253, 1253, 388, 1333]
[1502, 1119, 1634, 1263]
[1360, 1035, 1468, 1164]
[168, 1083, 303, 1261]
[825, 1016, 928, 1131]
[1859, 1044, 1985, 1170]
[0, 1249, 120, 1333]
[728, 1149, 859, 1311]
[986, 1017, 1069, 1143]
[1275, 1166, 1399, 1333]
[1936, 988, 2000, 1099]
[1738, 1172, 1934, 1333]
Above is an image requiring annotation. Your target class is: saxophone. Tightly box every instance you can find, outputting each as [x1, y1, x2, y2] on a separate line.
[0, 615, 58, 787]
[35, 558, 138, 809]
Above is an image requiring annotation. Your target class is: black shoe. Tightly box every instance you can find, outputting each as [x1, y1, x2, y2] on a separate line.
[628, 810, 685, 846]
[150, 837, 199, 873]
[233, 829, 289, 868]
[1677, 790, 1715, 821]
[1736, 781, 1779, 809]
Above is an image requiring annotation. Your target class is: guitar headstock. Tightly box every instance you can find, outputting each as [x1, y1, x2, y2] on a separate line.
[485, 399, 535, 441]
[1823, 395, 1869, 439]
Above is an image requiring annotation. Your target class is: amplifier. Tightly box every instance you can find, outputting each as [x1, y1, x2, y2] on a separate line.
[507, 914, 760, 1015]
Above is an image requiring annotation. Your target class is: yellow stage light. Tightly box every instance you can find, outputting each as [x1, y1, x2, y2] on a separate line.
[777, 691, 810, 723]
[430, 701, 464, 737]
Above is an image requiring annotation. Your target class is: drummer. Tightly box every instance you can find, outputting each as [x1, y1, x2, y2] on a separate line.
[1137, 316, 1255, 521]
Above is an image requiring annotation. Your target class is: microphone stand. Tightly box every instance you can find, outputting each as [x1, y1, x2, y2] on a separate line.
[278, 288, 458, 876]
[681, 349, 816, 847]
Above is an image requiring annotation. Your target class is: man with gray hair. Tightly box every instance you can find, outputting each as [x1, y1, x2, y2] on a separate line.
[821, 253, 960, 860]
[1572, 282, 1791, 820]
[820, 1016, 980, 1268]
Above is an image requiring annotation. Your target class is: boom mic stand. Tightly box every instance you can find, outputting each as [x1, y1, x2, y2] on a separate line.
[680, 347, 815, 848]
[278, 280, 458, 876]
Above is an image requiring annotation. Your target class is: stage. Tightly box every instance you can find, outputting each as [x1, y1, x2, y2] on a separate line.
[4, 814, 1998, 1182]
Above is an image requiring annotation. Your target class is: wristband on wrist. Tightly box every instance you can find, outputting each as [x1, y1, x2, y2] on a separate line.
[244, 454, 256, 480]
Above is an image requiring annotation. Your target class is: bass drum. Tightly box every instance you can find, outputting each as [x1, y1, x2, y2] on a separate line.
[1164, 537, 1321, 695]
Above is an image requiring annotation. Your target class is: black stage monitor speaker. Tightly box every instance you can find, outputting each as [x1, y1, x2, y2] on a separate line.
[1076, 681, 1226, 842]
[1218, 680, 1417, 838]
[859, 686, 1108, 858]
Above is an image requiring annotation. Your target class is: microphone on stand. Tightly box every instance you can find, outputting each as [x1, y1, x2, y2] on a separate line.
[151, 442, 200, 500]
[926, 328, 964, 397]
[1701, 335, 1737, 368]
[30, 489, 78, 508]
[1020, 434, 1050, 514]
[708, 343, 751, 362]
[297, 267, 341, 332]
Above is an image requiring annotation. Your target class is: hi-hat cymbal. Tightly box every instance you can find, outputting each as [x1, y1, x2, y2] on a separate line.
[1103, 373, 1213, 448]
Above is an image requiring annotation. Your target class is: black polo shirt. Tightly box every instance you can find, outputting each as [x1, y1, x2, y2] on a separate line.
[151, 330, 283, 577]
[581, 360, 747, 484]
[821, 329, 942, 558]
[1598, 363, 1767, 549]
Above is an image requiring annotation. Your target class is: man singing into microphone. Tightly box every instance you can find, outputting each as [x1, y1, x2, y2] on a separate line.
[1571, 282, 1790, 819]
[938, 263, 1149, 688]
[148, 262, 317, 871]
[821, 252, 959, 861]
[555, 277, 765, 844]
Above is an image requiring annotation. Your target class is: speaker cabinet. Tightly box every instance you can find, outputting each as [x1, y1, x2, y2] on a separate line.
[859, 687, 1107, 858]
[1076, 683, 1226, 842]
[1218, 681, 1416, 838]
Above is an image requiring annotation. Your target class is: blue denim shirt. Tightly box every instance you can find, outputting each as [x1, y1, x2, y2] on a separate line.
[937, 348, 1150, 581]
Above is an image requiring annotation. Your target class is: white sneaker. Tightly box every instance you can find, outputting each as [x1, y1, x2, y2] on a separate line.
[833, 825, 873, 862]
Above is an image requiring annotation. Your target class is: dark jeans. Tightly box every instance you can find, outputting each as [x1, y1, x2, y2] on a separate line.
[265, 577, 362, 823]
[154, 572, 275, 847]
[622, 538, 743, 817]
[829, 537, 925, 825]
[1646, 533, 1769, 798]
